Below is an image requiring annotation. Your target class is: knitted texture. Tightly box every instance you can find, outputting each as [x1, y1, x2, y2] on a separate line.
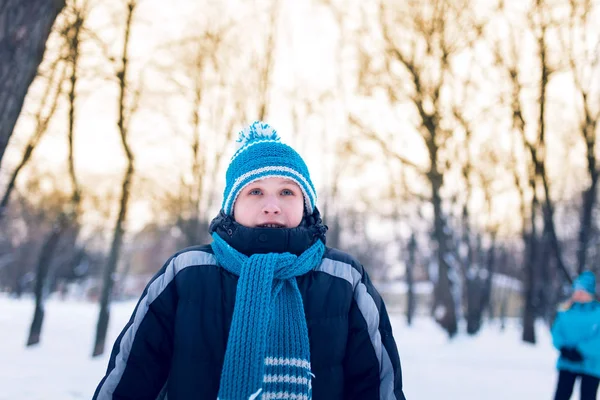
[573, 271, 596, 295]
[211, 233, 325, 400]
[222, 121, 317, 216]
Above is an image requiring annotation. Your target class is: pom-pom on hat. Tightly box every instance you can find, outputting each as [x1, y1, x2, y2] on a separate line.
[221, 121, 317, 216]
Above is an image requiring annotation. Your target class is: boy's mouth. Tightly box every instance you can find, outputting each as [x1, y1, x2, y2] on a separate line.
[258, 223, 285, 228]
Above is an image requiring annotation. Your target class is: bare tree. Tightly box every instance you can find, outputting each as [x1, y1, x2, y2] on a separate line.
[151, 14, 254, 246]
[26, 0, 88, 346]
[367, 0, 485, 337]
[64, 0, 88, 215]
[492, 12, 542, 344]
[169, 30, 225, 246]
[308, 1, 359, 250]
[93, 0, 139, 357]
[462, 176, 501, 335]
[490, 0, 572, 343]
[0, 0, 66, 168]
[561, 0, 600, 275]
[529, 0, 571, 285]
[450, 68, 492, 335]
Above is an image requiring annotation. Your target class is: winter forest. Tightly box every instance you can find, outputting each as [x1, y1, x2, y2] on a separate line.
[1, 0, 600, 398]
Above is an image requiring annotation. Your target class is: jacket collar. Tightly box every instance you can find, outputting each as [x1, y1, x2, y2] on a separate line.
[208, 208, 328, 256]
[571, 300, 600, 310]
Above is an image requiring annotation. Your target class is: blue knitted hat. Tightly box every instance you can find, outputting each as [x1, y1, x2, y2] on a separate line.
[222, 121, 317, 216]
[573, 271, 596, 295]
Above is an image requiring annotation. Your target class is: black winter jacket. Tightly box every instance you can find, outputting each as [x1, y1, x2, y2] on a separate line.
[93, 212, 406, 400]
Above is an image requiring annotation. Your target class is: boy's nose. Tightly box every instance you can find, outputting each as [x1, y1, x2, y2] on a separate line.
[262, 200, 281, 214]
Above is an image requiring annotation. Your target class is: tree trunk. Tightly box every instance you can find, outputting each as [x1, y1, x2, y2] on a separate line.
[481, 233, 496, 319]
[66, 4, 83, 210]
[534, 8, 572, 285]
[93, 162, 133, 357]
[465, 230, 481, 335]
[465, 277, 482, 335]
[522, 286, 536, 343]
[537, 227, 553, 322]
[26, 215, 68, 346]
[577, 164, 598, 275]
[499, 293, 507, 331]
[462, 196, 477, 334]
[0, 0, 66, 168]
[538, 172, 571, 284]
[406, 233, 416, 326]
[92, 0, 136, 357]
[431, 171, 457, 337]
[522, 208, 539, 344]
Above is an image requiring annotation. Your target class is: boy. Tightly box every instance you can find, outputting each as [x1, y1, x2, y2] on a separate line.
[93, 121, 406, 399]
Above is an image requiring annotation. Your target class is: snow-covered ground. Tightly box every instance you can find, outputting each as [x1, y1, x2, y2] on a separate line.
[0, 295, 567, 399]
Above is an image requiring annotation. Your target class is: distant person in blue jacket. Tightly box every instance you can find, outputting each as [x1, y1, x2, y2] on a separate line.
[552, 271, 600, 400]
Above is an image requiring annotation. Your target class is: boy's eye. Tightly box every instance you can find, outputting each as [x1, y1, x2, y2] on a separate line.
[281, 189, 294, 196]
[248, 189, 262, 195]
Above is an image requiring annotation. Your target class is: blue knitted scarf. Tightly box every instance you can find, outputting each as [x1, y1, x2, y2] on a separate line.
[211, 232, 325, 400]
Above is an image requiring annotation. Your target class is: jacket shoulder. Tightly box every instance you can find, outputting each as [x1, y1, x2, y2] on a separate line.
[324, 247, 364, 271]
[172, 243, 214, 257]
[316, 247, 366, 289]
[557, 301, 600, 321]
[160, 244, 219, 280]
[171, 244, 216, 264]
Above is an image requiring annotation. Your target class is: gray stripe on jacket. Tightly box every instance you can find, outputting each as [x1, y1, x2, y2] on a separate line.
[95, 251, 216, 400]
[316, 258, 397, 400]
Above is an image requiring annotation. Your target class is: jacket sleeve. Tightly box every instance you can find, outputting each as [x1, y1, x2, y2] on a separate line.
[577, 312, 600, 359]
[92, 257, 179, 400]
[343, 266, 406, 400]
[578, 330, 600, 359]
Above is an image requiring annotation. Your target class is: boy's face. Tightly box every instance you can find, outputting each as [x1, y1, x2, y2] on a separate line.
[233, 177, 304, 229]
